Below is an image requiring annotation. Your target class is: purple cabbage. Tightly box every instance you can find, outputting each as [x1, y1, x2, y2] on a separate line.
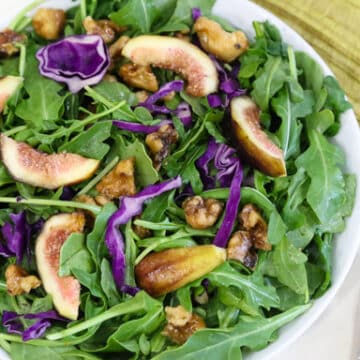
[36, 35, 110, 93]
[207, 56, 246, 108]
[113, 119, 172, 134]
[2, 310, 68, 341]
[105, 176, 182, 292]
[192, 8, 202, 21]
[0, 212, 31, 263]
[60, 186, 75, 200]
[213, 163, 243, 247]
[138, 80, 192, 128]
[196, 138, 244, 247]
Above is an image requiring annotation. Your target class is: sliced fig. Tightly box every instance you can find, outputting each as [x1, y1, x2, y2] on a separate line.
[0, 76, 23, 112]
[0, 134, 100, 189]
[230, 96, 286, 177]
[35, 213, 85, 320]
[122, 35, 218, 97]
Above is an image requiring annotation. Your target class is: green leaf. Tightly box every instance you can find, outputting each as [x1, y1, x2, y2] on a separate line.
[305, 109, 335, 134]
[208, 262, 280, 310]
[110, 0, 177, 33]
[15, 46, 65, 130]
[10, 343, 76, 360]
[273, 237, 309, 297]
[295, 51, 323, 96]
[114, 135, 159, 187]
[93, 81, 137, 106]
[267, 211, 287, 245]
[322, 76, 352, 115]
[100, 258, 121, 307]
[59, 121, 112, 159]
[295, 129, 346, 227]
[251, 56, 288, 111]
[59, 233, 94, 276]
[153, 304, 311, 360]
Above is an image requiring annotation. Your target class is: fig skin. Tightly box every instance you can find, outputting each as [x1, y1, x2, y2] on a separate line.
[0, 76, 23, 113]
[122, 35, 219, 97]
[0, 134, 100, 189]
[35, 213, 85, 320]
[135, 245, 226, 297]
[230, 96, 286, 177]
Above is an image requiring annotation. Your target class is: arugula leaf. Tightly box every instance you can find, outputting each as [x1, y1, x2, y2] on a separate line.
[59, 233, 94, 277]
[10, 343, 76, 360]
[100, 258, 122, 307]
[208, 262, 280, 310]
[251, 56, 288, 111]
[322, 76, 352, 115]
[15, 46, 65, 130]
[110, 0, 177, 33]
[153, 304, 310, 360]
[296, 129, 346, 228]
[113, 134, 159, 186]
[272, 237, 309, 297]
[59, 121, 112, 159]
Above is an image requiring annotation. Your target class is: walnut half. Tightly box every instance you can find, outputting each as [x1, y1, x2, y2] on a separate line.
[182, 196, 223, 229]
[32, 8, 66, 40]
[162, 305, 206, 344]
[5, 264, 41, 296]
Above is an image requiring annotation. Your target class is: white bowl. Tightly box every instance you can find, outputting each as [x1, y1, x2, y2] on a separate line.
[0, 1, 359, 359]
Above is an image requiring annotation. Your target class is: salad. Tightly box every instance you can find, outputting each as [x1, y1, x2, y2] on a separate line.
[0, 0, 355, 359]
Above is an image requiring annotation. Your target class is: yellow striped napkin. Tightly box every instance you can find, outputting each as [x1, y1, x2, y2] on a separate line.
[253, 0, 360, 121]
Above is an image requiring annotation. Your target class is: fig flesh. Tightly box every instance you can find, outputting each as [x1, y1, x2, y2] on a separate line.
[0, 76, 23, 113]
[0, 134, 100, 189]
[122, 35, 218, 97]
[230, 96, 286, 177]
[35, 213, 85, 320]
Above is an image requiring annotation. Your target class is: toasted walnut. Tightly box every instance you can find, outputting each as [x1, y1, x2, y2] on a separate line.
[32, 8, 66, 40]
[162, 305, 206, 345]
[83, 16, 125, 44]
[119, 63, 159, 92]
[94, 195, 112, 206]
[227, 230, 258, 269]
[96, 158, 136, 200]
[5, 264, 41, 296]
[0, 29, 26, 57]
[109, 35, 130, 59]
[135, 90, 150, 103]
[182, 196, 223, 230]
[194, 17, 249, 62]
[75, 194, 97, 206]
[239, 204, 271, 251]
[145, 125, 178, 170]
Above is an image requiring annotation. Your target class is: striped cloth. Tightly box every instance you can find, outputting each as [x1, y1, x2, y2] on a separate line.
[253, 0, 360, 121]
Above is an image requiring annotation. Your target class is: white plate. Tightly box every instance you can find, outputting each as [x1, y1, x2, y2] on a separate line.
[0, 1, 360, 359]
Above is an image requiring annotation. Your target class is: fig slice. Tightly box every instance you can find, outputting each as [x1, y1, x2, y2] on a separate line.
[0, 134, 100, 189]
[230, 96, 286, 177]
[35, 213, 85, 320]
[122, 35, 218, 97]
[0, 76, 23, 113]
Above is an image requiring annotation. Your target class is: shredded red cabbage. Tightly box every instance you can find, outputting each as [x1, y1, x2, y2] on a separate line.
[36, 35, 110, 93]
[138, 80, 192, 128]
[2, 310, 68, 341]
[0, 212, 31, 263]
[213, 163, 243, 247]
[105, 176, 182, 292]
[192, 8, 202, 21]
[112, 119, 172, 134]
[196, 138, 243, 247]
[207, 56, 246, 108]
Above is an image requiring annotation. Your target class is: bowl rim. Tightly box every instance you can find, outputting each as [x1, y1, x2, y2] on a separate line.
[0, 1, 359, 359]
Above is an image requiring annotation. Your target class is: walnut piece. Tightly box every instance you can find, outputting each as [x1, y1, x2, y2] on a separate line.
[32, 8, 66, 40]
[227, 230, 258, 269]
[145, 125, 178, 170]
[239, 204, 271, 251]
[194, 17, 249, 62]
[5, 264, 41, 296]
[0, 29, 26, 57]
[162, 305, 206, 345]
[119, 63, 159, 92]
[109, 35, 130, 59]
[132, 216, 152, 239]
[182, 196, 223, 229]
[83, 16, 125, 44]
[96, 158, 136, 200]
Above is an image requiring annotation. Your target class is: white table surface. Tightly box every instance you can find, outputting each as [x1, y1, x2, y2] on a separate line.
[276, 250, 360, 360]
